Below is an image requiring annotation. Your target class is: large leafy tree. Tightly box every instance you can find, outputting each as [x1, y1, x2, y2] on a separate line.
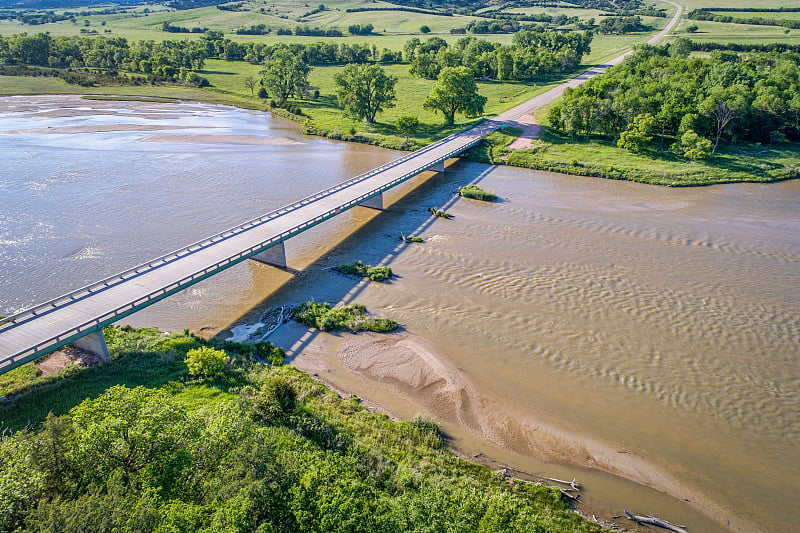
[261, 50, 310, 103]
[423, 66, 487, 125]
[333, 64, 397, 123]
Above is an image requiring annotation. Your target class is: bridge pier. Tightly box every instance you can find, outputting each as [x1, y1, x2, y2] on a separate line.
[72, 330, 111, 362]
[250, 241, 287, 269]
[429, 160, 445, 173]
[359, 192, 383, 211]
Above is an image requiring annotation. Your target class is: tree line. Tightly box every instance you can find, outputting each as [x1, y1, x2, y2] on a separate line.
[0, 33, 208, 83]
[548, 44, 800, 158]
[404, 31, 593, 81]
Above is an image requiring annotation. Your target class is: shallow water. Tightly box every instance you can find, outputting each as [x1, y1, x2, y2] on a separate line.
[2, 96, 798, 532]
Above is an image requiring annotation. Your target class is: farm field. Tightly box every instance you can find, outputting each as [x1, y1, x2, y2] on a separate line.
[677, 19, 800, 45]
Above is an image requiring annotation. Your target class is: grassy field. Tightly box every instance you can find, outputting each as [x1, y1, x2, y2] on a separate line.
[0, 74, 264, 108]
[681, 0, 798, 10]
[197, 58, 555, 146]
[676, 19, 800, 45]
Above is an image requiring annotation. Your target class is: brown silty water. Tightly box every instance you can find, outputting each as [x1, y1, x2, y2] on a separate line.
[224, 163, 799, 533]
[3, 97, 798, 533]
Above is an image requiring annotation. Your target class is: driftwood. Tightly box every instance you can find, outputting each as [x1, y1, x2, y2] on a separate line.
[254, 305, 292, 342]
[625, 511, 688, 533]
[497, 465, 581, 501]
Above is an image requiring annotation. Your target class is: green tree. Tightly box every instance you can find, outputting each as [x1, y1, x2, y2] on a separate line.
[420, 25, 431, 34]
[261, 50, 310, 104]
[69, 385, 201, 490]
[699, 85, 748, 153]
[617, 113, 655, 152]
[185, 346, 228, 378]
[334, 64, 397, 123]
[396, 115, 419, 141]
[244, 76, 257, 95]
[423, 66, 487, 125]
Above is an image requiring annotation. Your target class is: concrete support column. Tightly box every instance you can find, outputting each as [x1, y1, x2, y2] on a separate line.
[72, 330, 111, 362]
[359, 192, 384, 211]
[251, 241, 287, 269]
[429, 160, 445, 173]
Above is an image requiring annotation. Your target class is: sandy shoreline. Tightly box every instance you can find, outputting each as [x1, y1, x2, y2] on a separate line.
[268, 323, 743, 532]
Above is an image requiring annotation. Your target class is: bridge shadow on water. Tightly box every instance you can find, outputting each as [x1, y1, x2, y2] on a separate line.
[219, 157, 500, 365]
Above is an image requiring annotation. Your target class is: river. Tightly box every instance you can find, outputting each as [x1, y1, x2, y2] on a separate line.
[1, 96, 798, 532]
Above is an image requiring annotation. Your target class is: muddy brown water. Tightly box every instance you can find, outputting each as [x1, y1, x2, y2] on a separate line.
[2, 96, 798, 532]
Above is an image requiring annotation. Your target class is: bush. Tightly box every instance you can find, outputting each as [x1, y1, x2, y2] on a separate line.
[675, 129, 712, 160]
[294, 302, 398, 333]
[420, 25, 431, 33]
[247, 377, 297, 422]
[335, 260, 393, 282]
[428, 207, 453, 219]
[458, 185, 499, 202]
[257, 87, 267, 99]
[687, 24, 699, 33]
[185, 346, 228, 378]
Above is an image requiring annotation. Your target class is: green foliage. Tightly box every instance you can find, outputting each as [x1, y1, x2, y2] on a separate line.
[674, 129, 713, 160]
[334, 260, 393, 282]
[428, 206, 454, 219]
[617, 112, 655, 152]
[0, 327, 603, 533]
[549, 46, 800, 149]
[396, 115, 419, 141]
[459, 185, 500, 202]
[185, 346, 229, 378]
[424, 66, 487, 125]
[260, 49, 310, 103]
[420, 25, 431, 33]
[294, 302, 398, 333]
[333, 64, 397, 123]
[244, 377, 297, 423]
[405, 31, 593, 82]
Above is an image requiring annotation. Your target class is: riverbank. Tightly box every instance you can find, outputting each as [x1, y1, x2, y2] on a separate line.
[467, 126, 800, 186]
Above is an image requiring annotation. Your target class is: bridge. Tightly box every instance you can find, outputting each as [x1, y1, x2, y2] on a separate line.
[0, 1, 682, 374]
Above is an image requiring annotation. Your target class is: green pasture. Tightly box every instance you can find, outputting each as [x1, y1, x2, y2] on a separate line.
[677, 19, 800, 45]
[197, 59, 552, 144]
[716, 11, 800, 21]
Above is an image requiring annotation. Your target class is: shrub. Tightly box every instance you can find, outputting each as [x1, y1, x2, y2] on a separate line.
[294, 302, 398, 333]
[185, 347, 228, 378]
[675, 129, 712, 160]
[335, 260, 393, 282]
[458, 185, 499, 202]
[428, 207, 453, 219]
[247, 377, 297, 422]
[420, 25, 431, 33]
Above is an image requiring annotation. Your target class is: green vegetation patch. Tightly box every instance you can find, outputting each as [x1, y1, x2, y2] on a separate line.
[459, 185, 500, 202]
[334, 260, 393, 282]
[0, 327, 601, 533]
[428, 206, 454, 219]
[467, 126, 522, 163]
[294, 301, 398, 333]
[495, 130, 800, 186]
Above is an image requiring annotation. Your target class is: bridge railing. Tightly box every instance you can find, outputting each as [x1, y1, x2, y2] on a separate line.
[0, 120, 491, 334]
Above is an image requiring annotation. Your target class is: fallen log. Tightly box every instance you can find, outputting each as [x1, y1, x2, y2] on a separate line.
[625, 510, 688, 533]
